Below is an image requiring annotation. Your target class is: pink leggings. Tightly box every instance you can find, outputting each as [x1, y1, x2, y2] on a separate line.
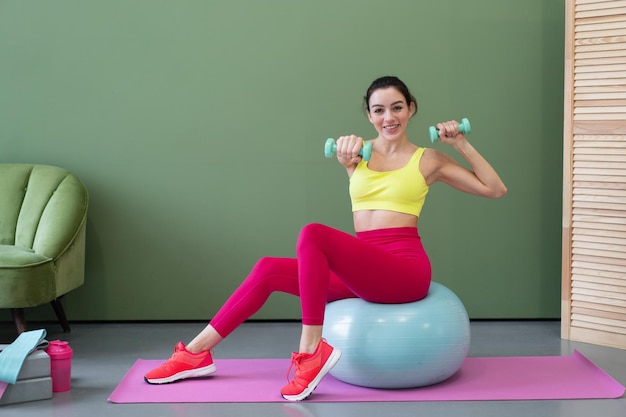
[210, 223, 431, 338]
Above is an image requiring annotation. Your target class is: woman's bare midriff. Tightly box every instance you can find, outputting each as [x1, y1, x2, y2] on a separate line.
[353, 210, 418, 232]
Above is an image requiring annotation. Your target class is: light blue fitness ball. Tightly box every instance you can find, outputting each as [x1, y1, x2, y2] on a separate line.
[322, 282, 470, 389]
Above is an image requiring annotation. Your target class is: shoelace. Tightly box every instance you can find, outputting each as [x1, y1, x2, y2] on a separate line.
[285, 352, 308, 385]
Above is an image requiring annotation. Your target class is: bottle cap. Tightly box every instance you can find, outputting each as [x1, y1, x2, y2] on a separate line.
[46, 340, 73, 360]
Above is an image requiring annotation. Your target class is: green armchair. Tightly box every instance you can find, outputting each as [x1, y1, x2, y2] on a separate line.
[0, 164, 88, 334]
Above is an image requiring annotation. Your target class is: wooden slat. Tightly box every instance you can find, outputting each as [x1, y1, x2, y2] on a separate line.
[572, 239, 626, 252]
[574, 278, 626, 291]
[575, 85, 626, 93]
[575, 145, 626, 151]
[572, 227, 626, 236]
[574, 34, 626, 43]
[572, 293, 626, 308]
[573, 195, 626, 202]
[573, 198, 626, 208]
[572, 215, 626, 227]
[572, 300, 626, 315]
[574, 161, 626, 169]
[572, 315, 626, 333]
[573, 189, 626, 199]
[574, 146, 626, 154]
[574, 206, 626, 217]
[575, 134, 626, 142]
[573, 229, 626, 242]
[574, 156, 626, 163]
[576, 20, 626, 33]
[574, 240, 626, 253]
[575, 113, 626, 120]
[572, 206, 626, 218]
[572, 0, 621, 15]
[573, 179, 626, 188]
[575, 136, 626, 144]
[576, 0, 625, 4]
[573, 271, 624, 282]
[573, 281, 626, 295]
[576, 1, 626, 12]
[575, 100, 626, 108]
[576, 7, 626, 19]
[573, 252, 626, 264]
[573, 153, 624, 164]
[576, 79, 626, 87]
[572, 249, 626, 262]
[574, 139, 626, 147]
[572, 301, 626, 317]
[573, 176, 626, 184]
[576, 41, 626, 53]
[575, 92, 626, 100]
[571, 320, 626, 336]
[574, 106, 626, 114]
[576, 70, 626, 80]
[574, 190, 626, 200]
[574, 209, 626, 221]
[573, 248, 626, 261]
[572, 318, 626, 335]
[576, 0, 626, 4]
[573, 167, 626, 176]
[572, 257, 626, 273]
[576, 49, 626, 60]
[573, 284, 626, 297]
[572, 285, 626, 301]
[573, 222, 626, 234]
[574, 84, 626, 94]
[576, 28, 626, 40]
[575, 63, 626, 72]
[576, 13, 626, 27]
[572, 268, 626, 285]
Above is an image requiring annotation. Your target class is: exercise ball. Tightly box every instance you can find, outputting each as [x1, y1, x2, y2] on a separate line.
[322, 282, 470, 389]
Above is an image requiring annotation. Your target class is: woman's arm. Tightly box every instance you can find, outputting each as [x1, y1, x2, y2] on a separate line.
[423, 121, 508, 198]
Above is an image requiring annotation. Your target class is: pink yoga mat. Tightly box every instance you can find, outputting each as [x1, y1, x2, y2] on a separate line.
[108, 350, 624, 403]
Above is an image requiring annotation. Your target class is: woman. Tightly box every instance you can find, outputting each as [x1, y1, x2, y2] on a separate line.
[144, 75, 507, 401]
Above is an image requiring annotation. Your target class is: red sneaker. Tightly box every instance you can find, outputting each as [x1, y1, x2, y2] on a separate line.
[281, 339, 341, 401]
[144, 342, 216, 384]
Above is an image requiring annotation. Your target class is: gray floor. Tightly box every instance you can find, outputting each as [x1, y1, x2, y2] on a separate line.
[0, 320, 625, 417]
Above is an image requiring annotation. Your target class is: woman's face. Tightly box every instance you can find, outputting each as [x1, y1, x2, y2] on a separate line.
[367, 87, 415, 141]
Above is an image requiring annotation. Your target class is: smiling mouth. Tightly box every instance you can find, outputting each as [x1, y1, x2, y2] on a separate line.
[384, 124, 399, 130]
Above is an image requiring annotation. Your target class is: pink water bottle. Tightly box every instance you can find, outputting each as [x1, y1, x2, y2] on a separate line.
[46, 340, 73, 392]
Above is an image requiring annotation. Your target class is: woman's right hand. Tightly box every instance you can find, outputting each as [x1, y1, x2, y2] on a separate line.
[335, 135, 366, 167]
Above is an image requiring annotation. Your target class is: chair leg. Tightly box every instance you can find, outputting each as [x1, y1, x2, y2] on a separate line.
[51, 298, 71, 333]
[10, 308, 27, 335]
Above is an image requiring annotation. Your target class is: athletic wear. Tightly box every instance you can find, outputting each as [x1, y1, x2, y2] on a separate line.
[146, 137, 435, 398]
[209, 224, 431, 337]
[144, 342, 216, 384]
[349, 147, 429, 217]
[281, 339, 342, 401]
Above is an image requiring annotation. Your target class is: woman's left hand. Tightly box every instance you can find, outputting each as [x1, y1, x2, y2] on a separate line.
[436, 120, 466, 145]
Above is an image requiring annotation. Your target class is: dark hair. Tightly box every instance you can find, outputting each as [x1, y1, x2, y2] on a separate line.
[363, 76, 418, 117]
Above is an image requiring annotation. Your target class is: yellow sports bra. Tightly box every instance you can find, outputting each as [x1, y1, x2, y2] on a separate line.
[349, 147, 429, 217]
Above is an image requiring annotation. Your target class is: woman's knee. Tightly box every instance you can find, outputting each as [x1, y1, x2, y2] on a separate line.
[297, 223, 330, 250]
[246, 256, 299, 296]
[251, 256, 292, 278]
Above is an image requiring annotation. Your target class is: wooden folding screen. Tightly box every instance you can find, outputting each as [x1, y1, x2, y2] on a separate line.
[562, 0, 626, 349]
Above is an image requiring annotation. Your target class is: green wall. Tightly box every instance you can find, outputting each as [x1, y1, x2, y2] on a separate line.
[0, 0, 565, 322]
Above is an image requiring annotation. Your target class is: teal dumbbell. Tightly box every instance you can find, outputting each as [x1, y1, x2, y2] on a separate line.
[429, 118, 471, 142]
[324, 138, 373, 161]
